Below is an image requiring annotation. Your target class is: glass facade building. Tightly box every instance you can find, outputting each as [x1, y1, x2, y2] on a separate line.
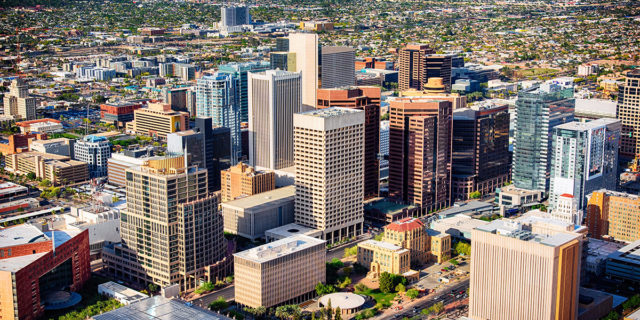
[218, 61, 271, 123]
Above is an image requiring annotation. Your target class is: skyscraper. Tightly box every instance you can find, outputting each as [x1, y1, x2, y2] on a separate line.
[549, 119, 620, 213]
[513, 81, 575, 193]
[617, 69, 640, 159]
[220, 5, 250, 27]
[270, 52, 296, 72]
[316, 86, 380, 199]
[196, 73, 241, 164]
[248, 70, 302, 170]
[167, 117, 231, 192]
[469, 219, 583, 320]
[3, 78, 36, 120]
[74, 135, 112, 178]
[586, 190, 640, 242]
[218, 61, 271, 123]
[320, 46, 355, 89]
[293, 108, 365, 243]
[398, 44, 452, 92]
[220, 162, 275, 202]
[388, 98, 453, 213]
[288, 32, 319, 110]
[103, 156, 227, 291]
[452, 104, 510, 201]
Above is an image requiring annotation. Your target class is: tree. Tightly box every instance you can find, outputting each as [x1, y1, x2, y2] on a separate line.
[379, 272, 394, 293]
[316, 282, 336, 296]
[454, 241, 471, 256]
[209, 297, 228, 311]
[469, 191, 481, 199]
[148, 283, 158, 293]
[334, 307, 342, 320]
[432, 302, 444, 314]
[26, 172, 36, 180]
[344, 246, 358, 257]
[374, 233, 384, 241]
[395, 283, 405, 293]
[275, 305, 301, 320]
[39, 179, 51, 187]
[355, 283, 368, 293]
[325, 300, 333, 320]
[337, 276, 351, 289]
[406, 289, 419, 299]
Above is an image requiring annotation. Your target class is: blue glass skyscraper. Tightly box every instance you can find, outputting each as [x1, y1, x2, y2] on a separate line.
[218, 61, 271, 123]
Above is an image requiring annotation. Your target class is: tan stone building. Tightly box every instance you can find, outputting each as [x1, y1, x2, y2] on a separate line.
[427, 230, 451, 264]
[220, 163, 275, 202]
[3, 78, 36, 120]
[4, 151, 89, 185]
[125, 102, 189, 140]
[102, 155, 227, 291]
[356, 240, 414, 280]
[586, 190, 640, 242]
[399, 77, 467, 110]
[383, 218, 429, 266]
[469, 219, 583, 320]
[234, 234, 326, 308]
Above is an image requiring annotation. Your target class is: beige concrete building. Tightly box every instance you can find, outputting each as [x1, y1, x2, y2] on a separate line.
[399, 77, 467, 109]
[220, 163, 275, 202]
[3, 78, 36, 120]
[383, 218, 429, 266]
[221, 186, 295, 241]
[293, 108, 365, 243]
[288, 32, 318, 109]
[427, 230, 451, 264]
[356, 240, 413, 280]
[125, 102, 189, 140]
[586, 189, 640, 242]
[469, 219, 583, 320]
[234, 234, 326, 308]
[102, 156, 227, 291]
[4, 151, 89, 185]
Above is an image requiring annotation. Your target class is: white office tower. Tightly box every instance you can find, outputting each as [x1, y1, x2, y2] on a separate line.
[288, 32, 318, 110]
[293, 108, 365, 244]
[248, 70, 302, 170]
[549, 118, 620, 213]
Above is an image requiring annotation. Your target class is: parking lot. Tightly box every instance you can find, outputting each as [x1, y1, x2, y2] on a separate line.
[414, 257, 471, 292]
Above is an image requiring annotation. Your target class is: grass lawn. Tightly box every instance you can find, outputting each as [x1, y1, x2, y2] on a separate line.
[357, 288, 396, 305]
[520, 68, 558, 77]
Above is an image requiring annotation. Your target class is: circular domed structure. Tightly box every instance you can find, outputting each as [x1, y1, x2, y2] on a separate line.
[318, 292, 367, 315]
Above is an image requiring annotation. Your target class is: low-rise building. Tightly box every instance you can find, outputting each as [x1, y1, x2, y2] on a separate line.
[15, 118, 63, 134]
[125, 102, 189, 140]
[357, 239, 411, 280]
[427, 229, 451, 264]
[97, 281, 148, 306]
[30, 138, 74, 157]
[234, 235, 326, 308]
[430, 214, 490, 241]
[221, 163, 276, 202]
[0, 198, 39, 215]
[383, 218, 428, 266]
[107, 148, 158, 187]
[0, 132, 47, 155]
[264, 223, 323, 242]
[0, 182, 28, 201]
[495, 184, 544, 212]
[605, 239, 640, 284]
[91, 296, 230, 320]
[4, 151, 89, 185]
[100, 102, 143, 128]
[221, 186, 295, 241]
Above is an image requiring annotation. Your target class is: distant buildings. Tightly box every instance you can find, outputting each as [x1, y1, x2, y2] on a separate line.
[74, 135, 112, 178]
[248, 70, 302, 171]
[100, 102, 143, 128]
[316, 86, 380, 199]
[196, 73, 241, 164]
[512, 81, 575, 193]
[548, 119, 620, 212]
[30, 136, 75, 158]
[270, 52, 296, 72]
[3, 78, 36, 120]
[398, 44, 452, 92]
[0, 225, 90, 320]
[452, 104, 510, 201]
[218, 61, 271, 123]
[293, 108, 365, 243]
[125, 102, 189, 140]
[617, 69, 640, 159]
[107, 148, 158, 187]
[288, 33, 319, 109]
[234, 235, 326, 308]
[220, 5, 251, 28]
[320, 46, 355, 89]
[103, 156, 227, 291]
[0, 132, 46, 155]
[15, 118, 63, 134]
[299, 21, 334, 32]
[577, 64, 599, 77]
[220, 162, 275, 202]
[221, 185, 295, 241]
[586, 190, 640, 242]
[388, 98, 452, 213]
[469, 219, 583, 320]
[5, 151, 89, 185]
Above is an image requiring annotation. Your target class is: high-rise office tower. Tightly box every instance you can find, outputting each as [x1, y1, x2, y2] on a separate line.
[275, 37, 289, 52]
[196, 73, 241, 164]
[220, 5, 250, 27]
[549, 119, 620, 213]
[617, 69, 640, 159]
[3, 78, 36, 120]
[293, 108, 365, 243]
[399, 44, 454, 92]
[167, 117, 231, 192]
[513, 81, 575, 193]
[320, 46, 355, 89]
[248, 70, 302, 170]
[103, 156, 226, 291]
[218, 61, 271, 123]
[74, 135, 112, 178]
[469, 219, 582, 320]
[380, 120, 390, 174]
[317, 86, 380, 200]
[388, 98, 453, 213]
[288, 32, 319, 110]
[270, 52, 296, 72]
[452, 104, 510, 201]
[586, 190, 640, 242]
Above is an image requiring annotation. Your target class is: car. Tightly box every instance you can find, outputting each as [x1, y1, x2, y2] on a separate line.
[459, 291, 465, 294]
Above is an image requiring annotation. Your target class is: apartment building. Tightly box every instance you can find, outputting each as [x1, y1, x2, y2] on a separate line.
[220, 162, 275, 202]
[234, 235, 325, 308]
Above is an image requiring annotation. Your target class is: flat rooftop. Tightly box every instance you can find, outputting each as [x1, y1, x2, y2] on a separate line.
[364, 200, 411, 215]
[0, 224, 48, 248]
[0, 252, 47, 273]
[234, 234, 325, 263]
[264, 222, 322, 239]
[222, 186, 295, 210]
[359, 239, 408, 253]
[554, 118, 619, 131]
[438, 201, 494, 218]
[98, 281, 148, 303]
[607, 239, 640, 265]
[475, 219, 582, 247]
[300, 107, 362, 118]
[92, 296, 230, 320]
[0, 182, 28, 196]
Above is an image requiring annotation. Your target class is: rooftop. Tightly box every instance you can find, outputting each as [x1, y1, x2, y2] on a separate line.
[300, 107, 362, 118]
[607, 239, 640, 265]
[322, 46, 355, 54]
[222, 186, 295, 210]
[438, 201, 495, 218]
[475, 219, 582, 247]
[82, 135, 109, 143]
[234, 234, 325, 263]
[554, 118, 619, 131]
[318, 293, 366, 310]
[264, 223, 323, 240]
[364, 200, 411, 215]
[359, 239, 407, 252]
[385, 218, 424, 233]
[0, 181, 28, 196]
[0, 224, 48, 248]
[0, 252, 47, 273]
[92, 296, 230, 320]
[98, 281, 148, 303]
